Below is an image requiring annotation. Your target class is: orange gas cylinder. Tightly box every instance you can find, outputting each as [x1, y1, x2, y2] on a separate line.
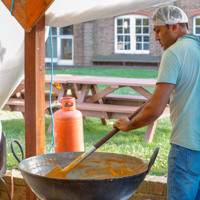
[54, 97, 84, 153]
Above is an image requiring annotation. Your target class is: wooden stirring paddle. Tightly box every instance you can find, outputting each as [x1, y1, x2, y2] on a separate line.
[46, 102, 147, 179]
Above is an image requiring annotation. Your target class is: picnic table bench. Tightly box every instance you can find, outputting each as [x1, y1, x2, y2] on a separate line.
[3, 74, 169, 142]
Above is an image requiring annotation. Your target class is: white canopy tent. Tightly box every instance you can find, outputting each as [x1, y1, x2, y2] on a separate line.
[0, 0, 176, 110]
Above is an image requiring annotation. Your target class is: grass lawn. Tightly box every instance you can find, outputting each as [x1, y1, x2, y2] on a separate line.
[1, 67, 172, 176]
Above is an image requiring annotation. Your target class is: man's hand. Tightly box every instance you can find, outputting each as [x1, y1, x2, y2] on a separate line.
[113, 116, 132, 132]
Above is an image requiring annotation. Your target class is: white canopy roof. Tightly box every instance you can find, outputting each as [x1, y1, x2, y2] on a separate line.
[0, 0, 176, 109]
[45, 0, 175, 27]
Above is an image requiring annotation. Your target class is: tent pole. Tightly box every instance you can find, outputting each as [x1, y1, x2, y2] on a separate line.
[24, 15, 45, 200]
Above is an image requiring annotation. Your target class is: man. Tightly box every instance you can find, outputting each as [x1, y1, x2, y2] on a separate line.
[113, 5, 200, 200]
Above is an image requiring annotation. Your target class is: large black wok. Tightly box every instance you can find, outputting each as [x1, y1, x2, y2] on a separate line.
[11, 140, 159, 200]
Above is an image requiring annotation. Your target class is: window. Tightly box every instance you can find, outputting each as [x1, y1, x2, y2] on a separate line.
[193, 16, 200, 40]
[45, 27, 57, 60]
[115, 15, 150, 54]
[45, 25, 74, 65]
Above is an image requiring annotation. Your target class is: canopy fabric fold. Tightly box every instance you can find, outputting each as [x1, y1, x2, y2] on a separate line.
[0, 0, 176, 110]
[45, 0, 175, 27]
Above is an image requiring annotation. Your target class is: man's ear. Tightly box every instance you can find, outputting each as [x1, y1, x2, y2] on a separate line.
[172, 24, 179, 32]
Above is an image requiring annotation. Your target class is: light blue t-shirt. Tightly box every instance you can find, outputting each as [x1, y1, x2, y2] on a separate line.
[157, 34, 200, 151]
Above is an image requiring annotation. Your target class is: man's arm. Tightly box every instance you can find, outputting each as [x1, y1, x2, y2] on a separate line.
[113, 82, 174, 132]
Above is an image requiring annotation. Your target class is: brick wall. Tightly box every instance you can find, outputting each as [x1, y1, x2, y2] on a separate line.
[74, 18, 115, 65]
[74, 23, 84, 65]
[94, 18, 115, 56]
[0, 170, 25, 200]
[174, 0, 200, 32]
[0, 170, 167, 200]
[130, 175, 167, 200]
[73, 0, 200, 66]
[83, 22, 94, 65]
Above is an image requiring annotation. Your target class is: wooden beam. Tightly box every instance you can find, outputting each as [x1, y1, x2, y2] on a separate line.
[1, 0, 54, 32]
[130, 86, 153, 99]
[144, 120, 158, 143]
[25, 16, 45, 200]
[86, 85, 119, 103]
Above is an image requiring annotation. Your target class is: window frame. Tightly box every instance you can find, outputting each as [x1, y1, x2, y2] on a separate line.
[45, 26, 74, 65]
[114, 14, 150, 54]
[193, 15, 200, 40]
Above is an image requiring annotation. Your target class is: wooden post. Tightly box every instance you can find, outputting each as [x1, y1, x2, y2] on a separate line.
[24, 16, 45, 200]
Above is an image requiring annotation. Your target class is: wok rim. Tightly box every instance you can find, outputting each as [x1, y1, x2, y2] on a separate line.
[18, 151, 149, 182]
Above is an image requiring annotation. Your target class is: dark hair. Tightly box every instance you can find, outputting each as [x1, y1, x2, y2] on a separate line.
[165, 23, 189, 30]
[179, 23, 189, 30]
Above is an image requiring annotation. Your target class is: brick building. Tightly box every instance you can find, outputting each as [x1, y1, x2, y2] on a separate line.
[45, 0, 200, 67]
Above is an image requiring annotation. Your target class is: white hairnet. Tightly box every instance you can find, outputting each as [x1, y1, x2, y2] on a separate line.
[151, 5, 188, 26]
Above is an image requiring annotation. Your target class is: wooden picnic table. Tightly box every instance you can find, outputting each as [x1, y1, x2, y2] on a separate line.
[3, 74, 169, 142]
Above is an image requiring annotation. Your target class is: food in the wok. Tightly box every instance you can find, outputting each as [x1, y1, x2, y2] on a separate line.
[46, 151, 86, 178]
[45, 154, 148, 180]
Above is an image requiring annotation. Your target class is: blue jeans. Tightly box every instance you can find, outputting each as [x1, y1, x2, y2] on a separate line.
[167, 144, 200, 200]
